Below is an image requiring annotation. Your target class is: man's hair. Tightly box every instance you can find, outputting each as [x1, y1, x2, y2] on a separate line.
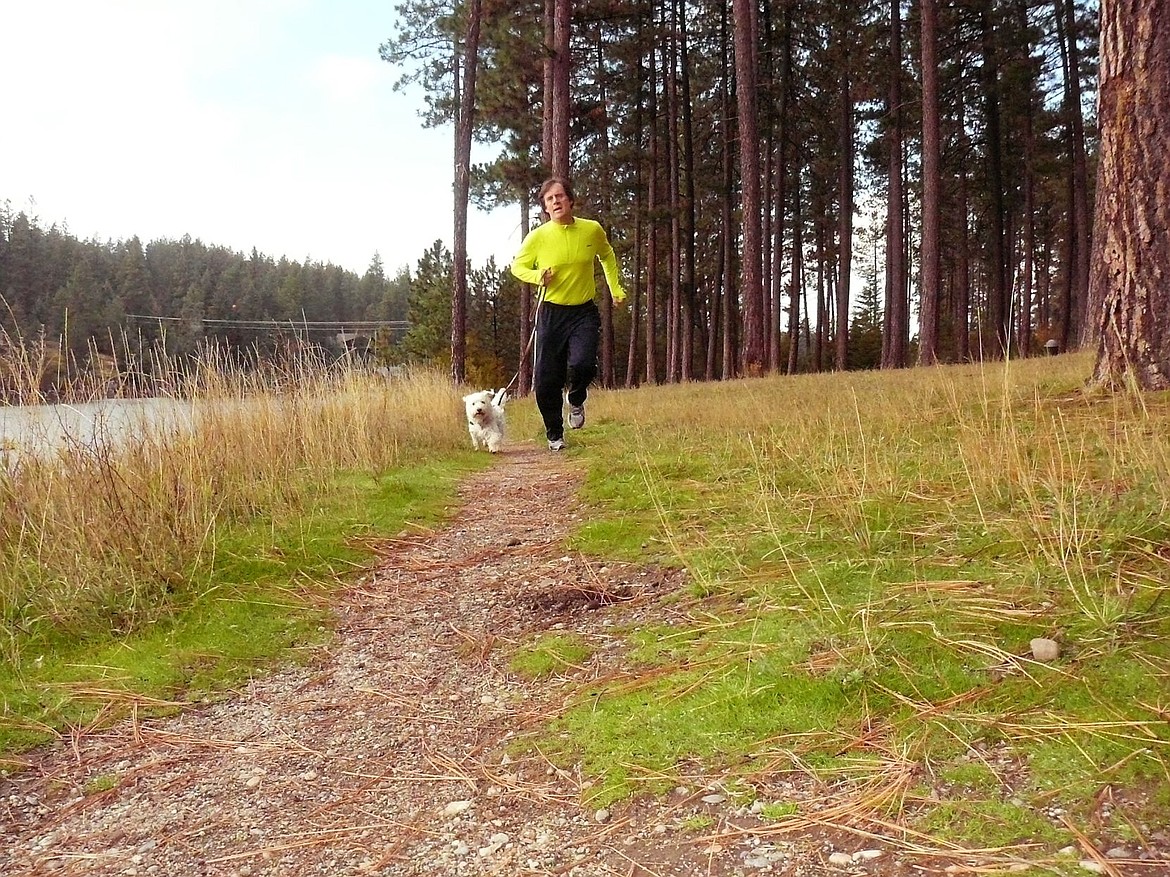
[538, 177, 575, 205]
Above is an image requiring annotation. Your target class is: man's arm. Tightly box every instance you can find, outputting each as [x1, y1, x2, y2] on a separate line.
[595, 228, 627, 303]
[510, 228, 544, 286]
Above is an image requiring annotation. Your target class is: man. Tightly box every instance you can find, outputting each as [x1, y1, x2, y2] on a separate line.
[510, 178, 627, 451]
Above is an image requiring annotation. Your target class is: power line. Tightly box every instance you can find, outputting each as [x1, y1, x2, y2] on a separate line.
[124, 314, 410, 333]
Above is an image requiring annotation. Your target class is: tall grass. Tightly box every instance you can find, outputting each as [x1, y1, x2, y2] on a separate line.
[0, 340, 467, 666]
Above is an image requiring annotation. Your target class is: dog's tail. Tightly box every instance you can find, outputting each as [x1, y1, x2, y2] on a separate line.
[491, 387, 507, 408]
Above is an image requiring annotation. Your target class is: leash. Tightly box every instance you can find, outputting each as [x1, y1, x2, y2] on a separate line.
[499, 284, 546, 402]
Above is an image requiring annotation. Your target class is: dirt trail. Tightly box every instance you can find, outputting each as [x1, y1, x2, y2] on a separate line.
[2, 444, 868, 876]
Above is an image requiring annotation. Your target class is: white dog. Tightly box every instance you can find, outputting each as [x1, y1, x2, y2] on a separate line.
[463, 388, 506, 453]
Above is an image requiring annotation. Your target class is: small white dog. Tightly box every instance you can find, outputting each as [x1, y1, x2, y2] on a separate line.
[463, 388, 507, 453]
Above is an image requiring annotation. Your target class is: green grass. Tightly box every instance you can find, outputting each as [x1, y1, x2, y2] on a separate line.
[510, 353, 1170, 858]
[0, 455, 484, 756]
[6, 351, 1170, 867]
[509, 633, 595, 679]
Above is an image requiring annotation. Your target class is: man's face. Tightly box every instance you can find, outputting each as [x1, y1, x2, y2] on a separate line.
[543, 184, 574, 223]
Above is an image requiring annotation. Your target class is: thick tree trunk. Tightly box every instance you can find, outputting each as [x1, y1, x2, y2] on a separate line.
[518, 203, 533, 395]
[1088, 0, 1170, 391]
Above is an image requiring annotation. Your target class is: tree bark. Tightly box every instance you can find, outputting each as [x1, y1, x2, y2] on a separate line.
[1088, 0, 1170, 391]
[980, 3, 1009, 358]
[550, 0, 571, 178]
[451, 0, 482, 384]
[732, 0, 765, 373]
[1065, 0, 1091, 348]
[882, 0, 905, 369]
[835, 67, 854, 371]
[917, 0, 941, 366]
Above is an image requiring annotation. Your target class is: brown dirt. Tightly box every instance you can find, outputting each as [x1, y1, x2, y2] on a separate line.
[1, 444, 1162, 876]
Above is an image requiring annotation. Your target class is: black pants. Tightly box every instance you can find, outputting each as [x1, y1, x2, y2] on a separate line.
[534, 301, 601, 441]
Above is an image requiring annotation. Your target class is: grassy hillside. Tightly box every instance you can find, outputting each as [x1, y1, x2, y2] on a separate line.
[525, 352, 1170, 860]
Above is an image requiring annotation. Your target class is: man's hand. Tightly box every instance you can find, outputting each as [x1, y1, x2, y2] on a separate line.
[611, 286, 628, 307]
[541, 267, 554, 287]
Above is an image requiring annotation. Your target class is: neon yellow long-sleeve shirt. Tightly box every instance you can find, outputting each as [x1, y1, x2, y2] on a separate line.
[510, 217, 627, 306]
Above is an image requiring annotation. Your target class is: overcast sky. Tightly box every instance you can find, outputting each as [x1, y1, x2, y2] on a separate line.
[0, 0, 523, 277]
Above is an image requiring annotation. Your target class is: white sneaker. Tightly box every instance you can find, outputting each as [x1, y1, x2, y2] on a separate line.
[548, 438, 566, 451]
[568, 404, 585, 430]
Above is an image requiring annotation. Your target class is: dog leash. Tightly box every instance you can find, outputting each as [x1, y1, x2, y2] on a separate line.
[499, 283, 546, 400]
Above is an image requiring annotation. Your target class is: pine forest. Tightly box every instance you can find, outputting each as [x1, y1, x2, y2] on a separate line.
[1, 0, 1100, 396]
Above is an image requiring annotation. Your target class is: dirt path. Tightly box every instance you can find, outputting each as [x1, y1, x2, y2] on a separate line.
[2, 444, 875, 876]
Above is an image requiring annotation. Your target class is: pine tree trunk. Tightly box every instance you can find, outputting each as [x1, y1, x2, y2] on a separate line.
[720, 1, 738, 379]
[787, 166, 802, 374]
[1088, 0, 1170, 391]
[732, 0, 765, 373]
[835, 67, 853, 371]
[665, 24, 681, 383]
[917, 0, 941, 366]
[981, 3, 1009, 358]
[679, 0, 697, 383]
[550, 0, 571, 178]
[1065, 0, 1091, 348]
[645, 31, 660, 386]
[882, 0, 905, 369]
[451, 0, 482, 385]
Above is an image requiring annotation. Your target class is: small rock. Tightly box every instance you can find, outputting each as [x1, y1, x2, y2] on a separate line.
[452, 841, 470, 856]
[828, 851, 854, 867]
[701, 793, 726, 804]
[1079, 861, 1105, 873]
[245, 776, 261, 789]
[595, 808, 611, 823]
[443, 800, 473, 817]
[1105, 847, 1131, 859]
[1030, 638, 1060, 661]
[854, 849, 883, 861]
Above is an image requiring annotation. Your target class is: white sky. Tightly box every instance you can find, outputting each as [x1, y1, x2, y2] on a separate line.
[0, 0, 524, 277]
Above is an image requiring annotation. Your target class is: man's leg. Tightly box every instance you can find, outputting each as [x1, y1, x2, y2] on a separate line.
[534, 307, 568, 441]
[565, 304, 601, 409]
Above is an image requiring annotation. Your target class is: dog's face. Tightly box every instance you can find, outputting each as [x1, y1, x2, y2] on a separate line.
[463, 390, 497, 422]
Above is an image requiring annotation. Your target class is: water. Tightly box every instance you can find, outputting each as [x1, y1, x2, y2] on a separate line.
[0, 398, 195, 461]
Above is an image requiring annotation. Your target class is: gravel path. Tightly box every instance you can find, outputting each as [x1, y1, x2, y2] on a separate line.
[0, 444, 1018, 876]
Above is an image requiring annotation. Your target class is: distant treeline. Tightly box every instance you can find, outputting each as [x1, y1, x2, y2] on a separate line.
[0, 203, 412, 361]
[0, 203, 526, 398]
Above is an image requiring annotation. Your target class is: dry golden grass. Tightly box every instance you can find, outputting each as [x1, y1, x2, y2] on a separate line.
[0, 340, 468, 658]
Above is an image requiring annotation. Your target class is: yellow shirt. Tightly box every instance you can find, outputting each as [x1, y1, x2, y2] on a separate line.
[510, 217, 627, 306]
